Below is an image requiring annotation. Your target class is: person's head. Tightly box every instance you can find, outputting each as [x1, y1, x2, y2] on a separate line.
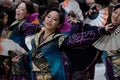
[0, 0, 12, 7]
[0, 11, 8, 25]
[111, 0, 119, 5]
[33, 3, 39, 13]
[44, 8, 65, 32]
[47, 0, 59, 9]
[0, 12, 8, 36]
[111, 3, 120, 26]
[95, 0, 111, 10]
[86, 0, 95, 6]
[39, 5, 47, 18]
[15, 1, 35, 20]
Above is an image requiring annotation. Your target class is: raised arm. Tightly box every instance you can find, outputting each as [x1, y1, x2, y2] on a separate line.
[61, 26, 106, 50]
[21, 21, 41, 36]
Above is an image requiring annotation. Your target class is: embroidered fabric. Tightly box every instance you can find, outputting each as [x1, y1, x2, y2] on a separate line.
[111, 51, 120, 77]
[32, 52, 51, 74]
[32, 52, 52, 80]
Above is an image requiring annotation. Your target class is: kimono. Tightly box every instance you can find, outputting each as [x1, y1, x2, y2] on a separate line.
[31, 24, 107, 80]
[0, 38, 26, 80]
[7, 13, 40, 52]
[93, 25, 120, 80]
[62, 23, 106, 80]
[6, 13, 40, 80]
[31, 32, 66, 80]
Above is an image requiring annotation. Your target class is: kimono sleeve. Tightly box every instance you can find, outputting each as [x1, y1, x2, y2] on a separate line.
[61, 27, 106, 50]
[21, 21, 41, 36]
[8, 39, 26, 54]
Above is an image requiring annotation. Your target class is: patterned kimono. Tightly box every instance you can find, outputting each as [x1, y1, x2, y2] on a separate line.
[0, 38, 26, 80]
[7, 13, 40, 51]
[93, 25, 120, 80]
[6, 13, 40, 80]
[31, 25, 107, 80]
[62, 24, 106, 80]
[7, 20, 40, 52]
[31, 32, 66, 80]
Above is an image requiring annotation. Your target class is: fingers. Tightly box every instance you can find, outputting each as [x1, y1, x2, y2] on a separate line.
[12, 56, 20, 62]
[105, 23, 116, 32]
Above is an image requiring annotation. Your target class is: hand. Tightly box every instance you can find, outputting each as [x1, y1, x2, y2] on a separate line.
[85, 9, 98, 16]
[105, 23, 115, 32]
[12, 56, 20, 62]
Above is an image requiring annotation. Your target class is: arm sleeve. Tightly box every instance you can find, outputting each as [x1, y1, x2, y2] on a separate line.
[21, 21, 41, 36]
[61, 27, 106, 50]
[9, 39, 26, 54]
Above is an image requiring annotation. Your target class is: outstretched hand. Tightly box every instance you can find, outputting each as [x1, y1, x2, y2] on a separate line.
[105, 23, 116, 32]
[12, 56, 20, 62]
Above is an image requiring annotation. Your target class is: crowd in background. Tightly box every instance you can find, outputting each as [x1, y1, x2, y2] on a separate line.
[0, 0, 120, 80]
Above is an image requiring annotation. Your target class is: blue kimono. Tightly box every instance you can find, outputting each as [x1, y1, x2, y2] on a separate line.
[7, 20, 40, 51]
[7, 20, 40, 80]
[31, 32, 66, 80]
[31, 25, 106, 80]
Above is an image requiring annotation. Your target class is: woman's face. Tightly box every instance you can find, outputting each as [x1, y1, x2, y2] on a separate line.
[44, 11, 60, 31]
[3, 14, 8, 25]
[86, 0, 95, 6]
[111, 8, 120, 25]
[15, 2, 28, 20]
[112, 0, 118, 5]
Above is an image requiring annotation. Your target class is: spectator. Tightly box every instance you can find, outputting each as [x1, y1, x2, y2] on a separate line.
[60, 0, 84, 21]
[0, 12, 8, 37]
[84, 0, 111, 27]
[0, 10, 26, 80]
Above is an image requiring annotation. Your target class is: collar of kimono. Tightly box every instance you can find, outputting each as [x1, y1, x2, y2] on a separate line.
[35, 31, 63, 47]
[32, 31, 64, 57]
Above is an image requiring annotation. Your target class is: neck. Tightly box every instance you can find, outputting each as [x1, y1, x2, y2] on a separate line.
[43, 29, 55, 39]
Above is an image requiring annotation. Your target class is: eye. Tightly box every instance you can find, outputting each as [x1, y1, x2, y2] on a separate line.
[53, 18, 57, 21]
[47, 15, 51, 18]
[16, 6, 26, 11]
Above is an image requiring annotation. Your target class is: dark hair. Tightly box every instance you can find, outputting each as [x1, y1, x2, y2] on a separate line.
[47, 1, 59, 9]
[45, 8, 65, 24]
[0, 11, 7, 20]
[113, 3, 120, 11]
[39, 5, 47, 16]
[16, 1, 35, 14]
[95, 0, 111, 8]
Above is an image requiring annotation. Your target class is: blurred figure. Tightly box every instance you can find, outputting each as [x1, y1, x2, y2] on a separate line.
[38, 5, 47, 26]
[60, 0, 84, 21]
[7, 1, 40, 51]
[47, 0, 59, 9]
[0, 0, 15, 26]
[7, 1, 41, 79]
[33, 3, 39, 13]
[86, 0, 95, 7]
[93, 3, 120, 80]
[84, 0, 111, 27]
[0, 11, 26, 80]
[0, 12, 8, 37]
